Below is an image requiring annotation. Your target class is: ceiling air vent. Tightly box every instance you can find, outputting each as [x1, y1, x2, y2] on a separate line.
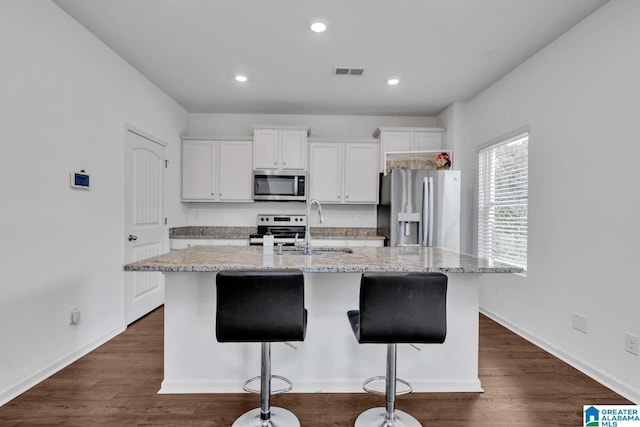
[333, 67, 366, 77]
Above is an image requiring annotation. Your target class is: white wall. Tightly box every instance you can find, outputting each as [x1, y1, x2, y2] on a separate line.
[443, 0, 640, 402]
[189, 113, 436, 139]
[0, 0, 188, 405]
[185, 202, 378, 228]
[186, 114, 436, 227]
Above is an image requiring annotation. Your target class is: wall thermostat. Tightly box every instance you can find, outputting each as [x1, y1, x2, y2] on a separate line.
[70, 170, 90, 190]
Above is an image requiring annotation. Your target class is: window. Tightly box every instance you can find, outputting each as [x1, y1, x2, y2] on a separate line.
[478, 131, 528, 270]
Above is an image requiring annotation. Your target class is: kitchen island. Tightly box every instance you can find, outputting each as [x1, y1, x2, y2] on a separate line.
[125, 245, 521, 394]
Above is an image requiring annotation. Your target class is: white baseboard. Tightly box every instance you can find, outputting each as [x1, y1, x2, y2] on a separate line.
[0, 325, 126, 407]
[480, 307, 640, 404]
[159, 378, 483, 394]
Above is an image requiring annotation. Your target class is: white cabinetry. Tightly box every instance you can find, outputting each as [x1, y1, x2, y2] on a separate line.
[373, 127, 446, 172]
[182, 139, 252, 202]
[253, 126, 309, 170]
[309, 140, 379, 204]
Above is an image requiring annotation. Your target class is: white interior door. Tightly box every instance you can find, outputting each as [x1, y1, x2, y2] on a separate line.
[124, 129, 166, 324]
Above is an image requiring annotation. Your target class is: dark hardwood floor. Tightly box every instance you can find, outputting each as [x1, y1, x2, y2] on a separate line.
[0, 307, 629, 426]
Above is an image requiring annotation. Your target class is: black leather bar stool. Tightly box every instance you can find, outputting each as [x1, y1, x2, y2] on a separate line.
[347, 272, 448, 427]
[216, 270, 307, 427]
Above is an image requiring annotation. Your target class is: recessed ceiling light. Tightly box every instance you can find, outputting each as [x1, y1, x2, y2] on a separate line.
[387, 78, 400, 86]
[310, 21, 327, 33]
[235, 74, 248, 82]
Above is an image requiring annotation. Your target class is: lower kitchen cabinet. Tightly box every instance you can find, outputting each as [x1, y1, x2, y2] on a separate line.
[309, 141, 379, 204]
[182, 139, 252, 202]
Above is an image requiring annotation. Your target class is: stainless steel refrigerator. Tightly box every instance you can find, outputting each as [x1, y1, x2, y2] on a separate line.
[377, 169, 461, 250]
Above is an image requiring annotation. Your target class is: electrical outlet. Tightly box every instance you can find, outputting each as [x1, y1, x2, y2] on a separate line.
[70, 308, 81, 326]
[572, 313, 587, 334]
[625, 332, 639, 356]
[356, 214, 362, 222]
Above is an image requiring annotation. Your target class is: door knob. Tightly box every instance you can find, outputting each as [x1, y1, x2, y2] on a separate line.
[128, 234, 138, 242]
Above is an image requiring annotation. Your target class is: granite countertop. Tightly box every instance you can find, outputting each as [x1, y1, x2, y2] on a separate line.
[309, 227, 383, 240]
[169, 226, 384, 240]
[124, 245, 522, 274]
[169, 226, 254, 239]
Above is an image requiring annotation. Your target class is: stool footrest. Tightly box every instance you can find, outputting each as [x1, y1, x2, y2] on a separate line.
[362, 375, 413, 396]
[242, 374, 293, 395]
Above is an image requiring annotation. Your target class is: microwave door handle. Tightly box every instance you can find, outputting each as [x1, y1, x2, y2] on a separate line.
[293, 176, 298, 196]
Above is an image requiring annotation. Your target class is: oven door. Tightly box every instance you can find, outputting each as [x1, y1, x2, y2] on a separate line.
[253, 171, 306, 201]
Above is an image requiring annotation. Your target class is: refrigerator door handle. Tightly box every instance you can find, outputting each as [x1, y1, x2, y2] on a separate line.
[422, 177, 431, 246]
[427, 177, 434, 246]
[422, 177, 434, 247]
[421, 178, 427, 246]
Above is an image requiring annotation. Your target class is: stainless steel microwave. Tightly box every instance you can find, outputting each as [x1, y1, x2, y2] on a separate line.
[253, 170, 307, 201]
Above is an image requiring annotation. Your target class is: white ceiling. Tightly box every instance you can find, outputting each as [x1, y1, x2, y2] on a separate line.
[53, 0, 608, 116]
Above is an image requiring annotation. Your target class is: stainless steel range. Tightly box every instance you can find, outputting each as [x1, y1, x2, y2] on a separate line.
[249, 214, 306, 246]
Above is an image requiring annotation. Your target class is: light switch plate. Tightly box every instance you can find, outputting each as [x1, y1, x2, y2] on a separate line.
[625, 332, 639, 356]
[572, 313, 587, 334]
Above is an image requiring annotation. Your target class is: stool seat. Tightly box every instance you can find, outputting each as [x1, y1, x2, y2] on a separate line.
[347, 272, 448, 427]
[216, 269, 306, 427]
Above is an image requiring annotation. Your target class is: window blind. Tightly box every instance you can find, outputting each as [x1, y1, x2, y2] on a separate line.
[478, 132, 528, 270]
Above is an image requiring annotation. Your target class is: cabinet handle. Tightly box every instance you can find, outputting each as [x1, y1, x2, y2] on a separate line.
[219, 193, 222, 197]
[337, 195, 341, 198]
[283, 162, 286, 165]
[128, 235, 138, 242]
[273, 162, 277, 165]
[346, 195, 349, 198]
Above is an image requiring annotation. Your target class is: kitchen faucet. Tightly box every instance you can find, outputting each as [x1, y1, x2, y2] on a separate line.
[305, 199, 324, 254]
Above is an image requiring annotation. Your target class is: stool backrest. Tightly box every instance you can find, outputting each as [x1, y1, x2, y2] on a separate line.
[216, 270, 306, 342]
[358, 272, 447, 344]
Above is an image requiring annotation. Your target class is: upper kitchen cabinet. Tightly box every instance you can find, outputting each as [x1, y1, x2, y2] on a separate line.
[344, 143, 379, 203]
[373, 127, 446, 172]
[309, 140, 379, 204]
[253, 126, 310, 170]
[182, 138, 253, 202]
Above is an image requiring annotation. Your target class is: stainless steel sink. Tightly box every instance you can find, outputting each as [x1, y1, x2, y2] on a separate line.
[284, 247, 353, 256]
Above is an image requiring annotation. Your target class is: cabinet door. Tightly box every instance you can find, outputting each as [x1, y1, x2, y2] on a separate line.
[344, 143, 379, 203]
[218, 141, 252, 201]
[380, 131, 412, 171]
[414, 131, 443, 151]
[382, 131, 412, 152]
[254, 129, 279, 169]
[281, 130, 307, 170]
[182, 140, 216, 200]
[309, 143, 342, 203]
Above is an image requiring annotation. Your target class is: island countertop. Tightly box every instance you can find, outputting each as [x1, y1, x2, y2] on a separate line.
[124, 245, 522, 274]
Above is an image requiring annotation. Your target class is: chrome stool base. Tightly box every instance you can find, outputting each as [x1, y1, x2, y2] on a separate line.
[232, 407, 300, 427]
[354, 407, 422, 427]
